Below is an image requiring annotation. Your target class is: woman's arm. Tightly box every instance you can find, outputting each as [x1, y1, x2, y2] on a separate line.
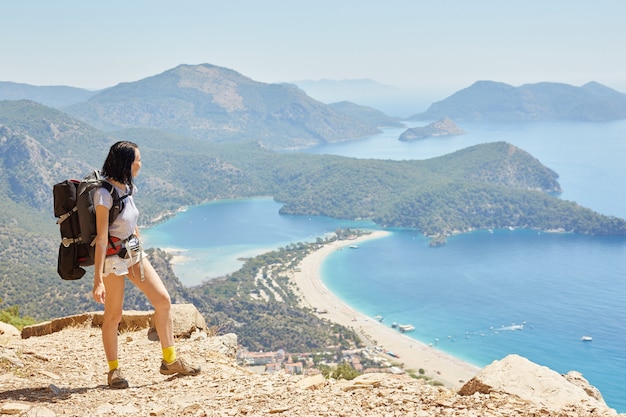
[92, 204, 110, 303]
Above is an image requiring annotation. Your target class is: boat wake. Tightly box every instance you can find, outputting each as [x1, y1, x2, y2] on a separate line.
[496, 323, 525, 331]
[462, 321, 529, 340]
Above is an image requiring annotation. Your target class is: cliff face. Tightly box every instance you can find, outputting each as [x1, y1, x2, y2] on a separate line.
[1, 307, 622, 417]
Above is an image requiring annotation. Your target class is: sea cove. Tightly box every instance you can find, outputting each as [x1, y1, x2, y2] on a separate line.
[143, 120, 626, 412]
[142, 198, 375, 286]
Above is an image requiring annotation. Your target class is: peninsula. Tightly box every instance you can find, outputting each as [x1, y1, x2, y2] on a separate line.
[289, 230, 480, 389]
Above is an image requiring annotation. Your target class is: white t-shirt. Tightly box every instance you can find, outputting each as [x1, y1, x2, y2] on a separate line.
[93, 183, 139, 240]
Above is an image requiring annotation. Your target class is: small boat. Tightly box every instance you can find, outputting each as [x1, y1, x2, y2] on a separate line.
[374, 315, 384, 322]
[386, 351, 400, 358]
[581, 336, 593, 342]
[349, 245, 359, 249]
[398, 324, 415, 333]
[497, 323, 524, 331]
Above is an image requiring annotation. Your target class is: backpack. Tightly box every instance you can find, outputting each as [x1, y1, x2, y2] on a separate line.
[53, 170, 130, 280]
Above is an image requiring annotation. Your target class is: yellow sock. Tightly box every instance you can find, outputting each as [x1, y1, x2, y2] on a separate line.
[108, 359, 119, 371]
[162, 346, 176, 364]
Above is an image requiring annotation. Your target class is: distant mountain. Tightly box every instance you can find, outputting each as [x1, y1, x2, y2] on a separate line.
[399, 118, 465, 141]
[410, 81, 626, 122]
[293, 79, 431, 118]
[0, 81, 97, 108]
[328, 101, 404, 128]
[62, 64, 379, 150]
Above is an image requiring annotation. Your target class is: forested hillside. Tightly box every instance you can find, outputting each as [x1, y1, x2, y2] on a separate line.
[62, 64, 380, 150]
[2, 93, 626, 352]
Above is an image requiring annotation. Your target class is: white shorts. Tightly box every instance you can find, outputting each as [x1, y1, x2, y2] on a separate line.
[103, 247, 145, 277]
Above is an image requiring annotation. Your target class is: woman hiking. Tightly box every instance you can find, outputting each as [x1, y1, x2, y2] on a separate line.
[91, 140, 201, 388]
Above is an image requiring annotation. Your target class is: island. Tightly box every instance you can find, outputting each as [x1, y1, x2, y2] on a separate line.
[399, 117, 465, 141]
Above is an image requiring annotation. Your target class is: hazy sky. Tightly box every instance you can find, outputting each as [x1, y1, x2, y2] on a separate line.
[2, 1, 625, 97]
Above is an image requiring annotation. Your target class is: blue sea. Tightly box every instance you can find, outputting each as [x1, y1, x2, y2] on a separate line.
[143, 120, 626, 412]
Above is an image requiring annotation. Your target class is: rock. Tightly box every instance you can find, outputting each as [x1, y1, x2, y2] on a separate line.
[564, 370, 605, 402]
[459, 354, 616, 415]
[0, 321, 21, 337]
[21, 313, 94, 339]
[5, 314, 625, 417]
[147, 303, 207, 340]
[148, 406, 167, 416]
[48, 383, 62, 395]
[21, 304, 206, 340]
[0, 347, 24, 367]
[25, 406, 56, 417]
[0, 402, 30, 415]
[351, 372, 387, 387]
[201, 332, 237, 359]
[169, 303, 207, 337]
[296, 374, 326, 390]
[93, 310, 153, 331]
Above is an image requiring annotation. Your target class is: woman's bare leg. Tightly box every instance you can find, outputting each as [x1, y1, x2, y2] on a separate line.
[127, 258, 174, 348]
[101, 274, 126, 361]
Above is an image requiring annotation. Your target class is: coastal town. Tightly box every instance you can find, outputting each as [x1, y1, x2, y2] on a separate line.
[236, 344, 413, 378]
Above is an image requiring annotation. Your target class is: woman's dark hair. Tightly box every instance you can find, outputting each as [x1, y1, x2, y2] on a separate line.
[101, 141, 138, 187]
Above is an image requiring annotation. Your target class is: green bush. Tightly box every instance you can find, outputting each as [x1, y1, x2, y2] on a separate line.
[331, 361, 360, 381]
[0, 299, 36, 330]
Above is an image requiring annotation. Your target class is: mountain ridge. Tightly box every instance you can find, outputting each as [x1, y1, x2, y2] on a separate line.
[410, 80, 626, 121]
[0, 81, 98, 107]
[61, 63, 380, 150]
[5, 65, 626, 127]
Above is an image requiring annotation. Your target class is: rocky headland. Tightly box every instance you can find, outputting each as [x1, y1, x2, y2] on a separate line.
[1, 304, 622, 417]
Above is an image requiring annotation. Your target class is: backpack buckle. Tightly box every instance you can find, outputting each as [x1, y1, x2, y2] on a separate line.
[61, 237, 81, 247]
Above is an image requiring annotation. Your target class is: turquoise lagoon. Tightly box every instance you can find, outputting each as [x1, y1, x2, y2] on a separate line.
[144, 120, 626, 411]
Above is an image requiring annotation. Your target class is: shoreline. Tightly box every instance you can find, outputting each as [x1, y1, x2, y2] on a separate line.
[290, 230, 480, 389]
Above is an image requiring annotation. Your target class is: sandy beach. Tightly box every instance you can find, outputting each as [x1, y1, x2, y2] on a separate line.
[290, 230, 480, 389]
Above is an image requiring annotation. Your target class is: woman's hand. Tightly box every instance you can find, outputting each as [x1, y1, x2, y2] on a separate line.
[93, 281, 106, 304]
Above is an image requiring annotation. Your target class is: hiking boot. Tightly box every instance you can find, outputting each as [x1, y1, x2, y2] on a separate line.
[108, 368, 129, 389]
[159, 358, 201, 376]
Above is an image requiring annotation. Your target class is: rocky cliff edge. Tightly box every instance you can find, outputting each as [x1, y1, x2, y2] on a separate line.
[1, 304, 622, 417]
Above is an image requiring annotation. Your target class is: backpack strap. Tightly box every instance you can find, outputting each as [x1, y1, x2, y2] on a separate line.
[61, 235, 83, 248]
[56, 206, 77, 225]
[99, 178, 130, 223]
[86, 173, 128, 248]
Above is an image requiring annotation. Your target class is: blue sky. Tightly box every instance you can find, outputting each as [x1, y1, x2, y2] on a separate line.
[2, 0, 625, 97]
